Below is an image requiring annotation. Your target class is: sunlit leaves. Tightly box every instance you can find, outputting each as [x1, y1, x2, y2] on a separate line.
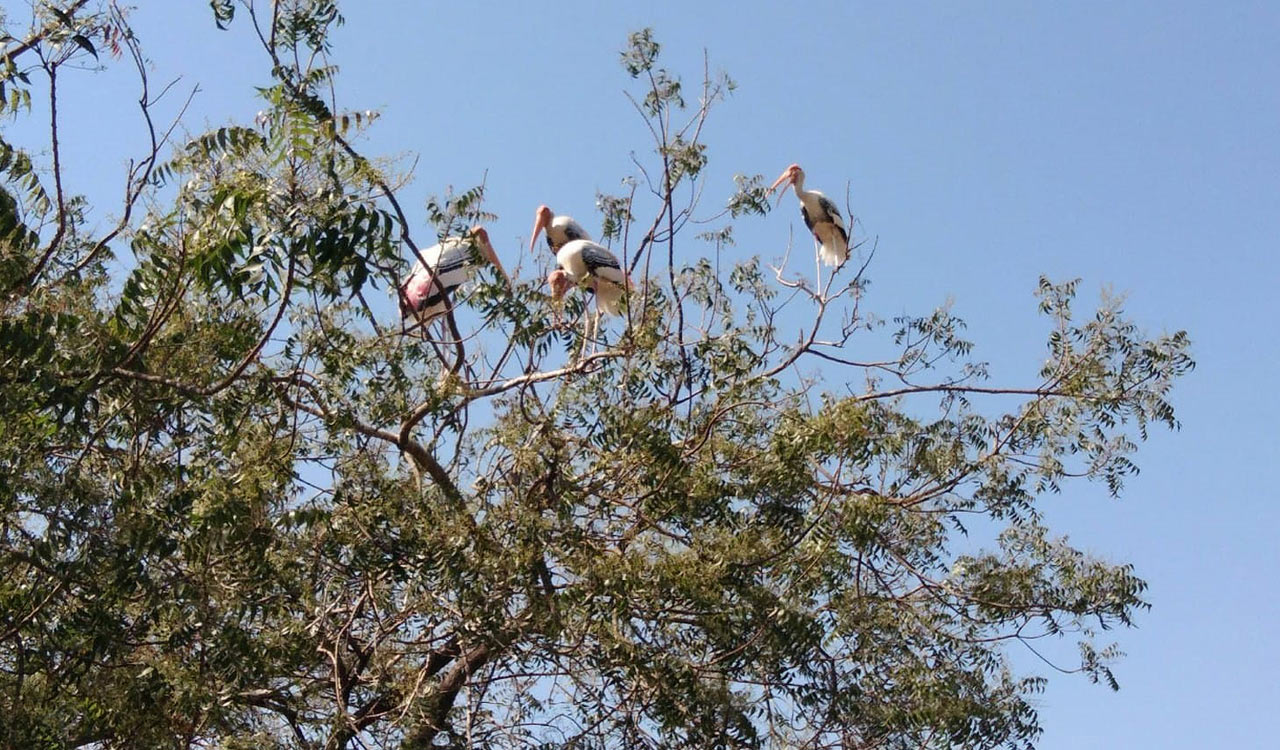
[643, 68, 684, 116]
[425, 183, 495, 240]
[620, 27, 661, 77]
[0, 10, 1196, 750]
[0, 187, 38, 287]
[596, 190, 633, 241]
[660, 134, 706, 184]
[727, 173, 772, 218]
[0, 138, 52, 219]
[276, 0, 343, 52]
[0, 56, 33, 116]
[151, 126, 267, 187]
[209, 0, 235, 29]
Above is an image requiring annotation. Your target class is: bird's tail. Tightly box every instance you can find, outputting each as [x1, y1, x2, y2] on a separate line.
[595, 275, 634, 317]
[816, 225, 849, 267]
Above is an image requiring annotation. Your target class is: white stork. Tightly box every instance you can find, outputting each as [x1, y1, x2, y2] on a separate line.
[769, 163, 849, 267]
[548, 239, 631, 347]
[398, 226, 510, 327]
[529, 204, 591, 255]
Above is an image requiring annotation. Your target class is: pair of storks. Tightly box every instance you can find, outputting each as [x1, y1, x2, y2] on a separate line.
[395, 210, 629, 337]
[398, 163, 848, 332]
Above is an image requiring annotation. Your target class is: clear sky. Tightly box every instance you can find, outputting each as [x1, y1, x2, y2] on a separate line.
[9, 1, 1279, 746]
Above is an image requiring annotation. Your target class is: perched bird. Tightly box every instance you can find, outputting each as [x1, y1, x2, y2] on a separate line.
[769, 163, 849, 267]
[549, 239, 631, 348]
[546, 268, 574, 325]
[398, 226, 510, 326]
[553, 239, 629, 317]
[529, 205, 591, 254]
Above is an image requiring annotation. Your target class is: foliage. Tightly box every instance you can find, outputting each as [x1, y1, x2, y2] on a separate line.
[0, 4, 1192, 750]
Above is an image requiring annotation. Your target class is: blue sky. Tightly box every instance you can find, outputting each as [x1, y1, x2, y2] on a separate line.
[9, 0, 1279, 746]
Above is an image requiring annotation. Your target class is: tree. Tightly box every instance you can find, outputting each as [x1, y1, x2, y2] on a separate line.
[0, 3, 1192, 749]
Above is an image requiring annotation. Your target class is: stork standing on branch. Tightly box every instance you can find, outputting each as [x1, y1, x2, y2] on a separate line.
[398, 226, 510, 331]
[529, 205, 591, 254]
[769, 163, 849, 268]
[548, 239, 631, 352]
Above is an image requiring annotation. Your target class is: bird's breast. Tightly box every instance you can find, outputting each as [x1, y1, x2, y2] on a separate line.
[556, 249, 589, 279]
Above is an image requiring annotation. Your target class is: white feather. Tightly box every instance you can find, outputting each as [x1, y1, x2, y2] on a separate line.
[546, 215, 591, 251]
[401, 237, 480, 322]
[797, 191, 848, 267]
[556, 240, 629, 317]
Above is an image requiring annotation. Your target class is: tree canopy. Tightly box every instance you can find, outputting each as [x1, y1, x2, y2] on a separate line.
[0, 3, 1192, 749]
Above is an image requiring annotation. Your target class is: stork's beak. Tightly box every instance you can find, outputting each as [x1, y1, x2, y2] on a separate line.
[529, 211, 550, 255]
[768, 169, 793, 195]
[768, 169, 794, 207]
[762, 167, 793, 197]
[486, 246, 512, 288]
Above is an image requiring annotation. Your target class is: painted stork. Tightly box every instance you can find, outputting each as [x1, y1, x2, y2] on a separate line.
[553, 239, 629, 315]
[548, 239, 631, 347]
[529, 205, 591, 255]
[769, 163, 849, 267]
[398, 226, 510, 327]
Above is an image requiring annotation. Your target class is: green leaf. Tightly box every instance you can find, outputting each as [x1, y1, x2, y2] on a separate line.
[209, 0, 236, 30]
[70, 34, 97, 59]
[49, 7, 74, 27]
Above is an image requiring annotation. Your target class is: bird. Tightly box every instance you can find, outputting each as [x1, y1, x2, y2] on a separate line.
[546, 268, 574, 326]
[769, 163, 849, 267]
[548, 239, 631, 348]
[398, 226, 510, 328]
[553, 239, 630, 316]
[529, 204, 592, 255]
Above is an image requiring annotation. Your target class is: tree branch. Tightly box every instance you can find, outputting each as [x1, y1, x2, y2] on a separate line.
[0, 0, 91, 63]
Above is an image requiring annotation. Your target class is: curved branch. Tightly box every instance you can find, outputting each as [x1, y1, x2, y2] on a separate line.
[273, 376, 461, 503]
[20, 64, 66, 290]
[855, 384, 1093, 403]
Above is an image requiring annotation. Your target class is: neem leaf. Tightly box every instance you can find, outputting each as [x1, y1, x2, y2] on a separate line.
[71, 34, 97, 59]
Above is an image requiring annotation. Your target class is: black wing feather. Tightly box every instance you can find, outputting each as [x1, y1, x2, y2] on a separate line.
[816, 194, 843, 223]
[434, 255, 469, 276]
[580, 244, 621, 274]
[800, 204, 815, 232]
[406, 276, 463, 314]
[418, 288, 453, 312]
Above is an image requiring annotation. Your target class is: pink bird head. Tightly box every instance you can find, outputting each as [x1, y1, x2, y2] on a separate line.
[546, 268, 573, 324]
[769, 163, 805, 197]
[547, 268, 573, 303]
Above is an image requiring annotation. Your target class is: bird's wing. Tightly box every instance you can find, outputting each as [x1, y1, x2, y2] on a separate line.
[800, 203, 815, 232]
[401, 267, 441, 314]
[564, 220, 590, 242]
[815, 193, 843, 224]
[815, 193, 848, 245]
[433, 239, 474, 276]
[405, 241, 472, 303]
[581, 243, 627, 287]
[580, 243, 621, 274]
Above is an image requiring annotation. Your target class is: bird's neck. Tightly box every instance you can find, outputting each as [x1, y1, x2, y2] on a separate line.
[792, 174, 806, 195]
